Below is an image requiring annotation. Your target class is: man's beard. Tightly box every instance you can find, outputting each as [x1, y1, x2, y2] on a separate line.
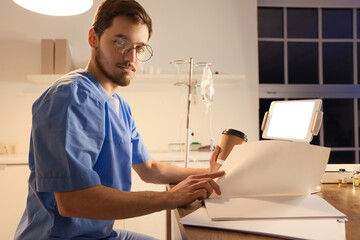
[95, 46, 135, 87]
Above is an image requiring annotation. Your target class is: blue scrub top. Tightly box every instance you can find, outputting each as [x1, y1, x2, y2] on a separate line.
[15, 69, 151, 240]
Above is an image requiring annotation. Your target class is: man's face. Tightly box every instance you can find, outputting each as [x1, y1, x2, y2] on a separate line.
[95, 16, 149, 86]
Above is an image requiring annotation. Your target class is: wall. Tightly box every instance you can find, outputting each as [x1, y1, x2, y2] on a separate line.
[0, 0, 258, 238]
[0, 0, 259, 152]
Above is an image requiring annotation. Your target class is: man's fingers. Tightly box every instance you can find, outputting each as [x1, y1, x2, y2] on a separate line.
[202, 178, 222, 195]
[191, 180, 214, 198]
[190, 177, 222, 196]
[207, 178, 222, 195]
[210, 145, 221, 163]
[191, 170, 225, 179]
[171, 171, 225, 208]
[212, 145, 220, 157]
[193, 189, 208, 201]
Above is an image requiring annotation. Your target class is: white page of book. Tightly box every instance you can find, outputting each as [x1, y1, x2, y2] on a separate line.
[180, 207, 346, 240]
[205, 195, 346, 220]
[210, 140, 331, 198]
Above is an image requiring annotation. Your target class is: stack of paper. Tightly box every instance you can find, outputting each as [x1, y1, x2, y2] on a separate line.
[180, 207, 346, 240]
[180, 140, 347, 240]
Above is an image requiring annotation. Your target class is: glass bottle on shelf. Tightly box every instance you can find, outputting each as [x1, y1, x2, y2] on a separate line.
[352, 170, 360, 190]
[338, 168, 347, 186]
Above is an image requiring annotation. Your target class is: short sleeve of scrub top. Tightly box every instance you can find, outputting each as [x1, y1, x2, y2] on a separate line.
[31, 71, 151, 193]
[32, 81, 105, 192]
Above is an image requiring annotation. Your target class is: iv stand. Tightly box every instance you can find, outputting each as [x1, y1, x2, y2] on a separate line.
[171, 57, 210, 168]
[184, 58, 194, 168]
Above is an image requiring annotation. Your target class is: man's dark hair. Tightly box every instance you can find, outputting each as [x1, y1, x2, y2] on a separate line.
[93, 0, 152, 39]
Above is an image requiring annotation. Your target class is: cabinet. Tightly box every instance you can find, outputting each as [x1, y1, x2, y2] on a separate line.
[0, 164, 30, 240]
[113, 169, 166, 239]
[0, 157, 208, 240]
[114, 160, 208, 239]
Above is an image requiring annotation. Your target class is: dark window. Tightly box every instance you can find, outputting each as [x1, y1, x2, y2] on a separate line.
[288, 42, 318, 84]
[328, 151, 355, 164]
[323, 99, 354, 147]
[258, 7, 284, 38]
[258, 5, 359, 164]
[311, 134, 320, 146]
[287, 8, 318, 38]
[322, 9, 353, 39]
[323, 43, 353, 84]
[358, 9, 360, 38]
[259, 41, 284, 83]
[358, 99, 360, 145]
[358, 43, 360, 81]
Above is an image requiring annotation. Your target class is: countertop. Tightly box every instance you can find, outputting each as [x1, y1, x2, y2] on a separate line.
[0, 151, 212, 165]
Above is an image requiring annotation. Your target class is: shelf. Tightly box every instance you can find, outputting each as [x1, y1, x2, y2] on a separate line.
[27, 74, 63, 84]
[132, 74, 244, 84]
[27, 74, 244, 84]
[0, 154, 28, 165]
[0, 152, 211, 165]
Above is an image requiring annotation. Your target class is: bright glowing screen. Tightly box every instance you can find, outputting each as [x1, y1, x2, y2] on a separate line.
[266, 101, 315, 141]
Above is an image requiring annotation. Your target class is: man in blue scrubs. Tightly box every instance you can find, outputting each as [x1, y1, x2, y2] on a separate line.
[15, 0, 225, 239]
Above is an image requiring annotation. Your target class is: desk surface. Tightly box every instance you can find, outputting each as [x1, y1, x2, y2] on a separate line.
[172, 184, 360, 240]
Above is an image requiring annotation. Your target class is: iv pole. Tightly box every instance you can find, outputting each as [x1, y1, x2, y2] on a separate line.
[170, 58, 194, 168]
[184, 58, 194, 168]
[171, 58, 212, 168]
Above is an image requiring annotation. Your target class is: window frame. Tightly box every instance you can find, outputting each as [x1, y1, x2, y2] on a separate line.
[258, 0, 360, 168]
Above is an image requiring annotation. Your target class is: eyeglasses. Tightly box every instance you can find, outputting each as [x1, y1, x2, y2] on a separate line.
[96, 28, 153, 62]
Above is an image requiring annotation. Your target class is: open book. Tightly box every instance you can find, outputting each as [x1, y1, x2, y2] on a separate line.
[180, 140, 347, 240]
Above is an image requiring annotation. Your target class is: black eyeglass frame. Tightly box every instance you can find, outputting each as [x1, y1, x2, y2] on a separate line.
[95, 27, 153, 62]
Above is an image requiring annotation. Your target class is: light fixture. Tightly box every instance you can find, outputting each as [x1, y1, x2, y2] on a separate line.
[12, 0, 93, 16]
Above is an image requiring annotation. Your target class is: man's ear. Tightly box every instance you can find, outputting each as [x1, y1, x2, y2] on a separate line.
[88, 28, 97, 48]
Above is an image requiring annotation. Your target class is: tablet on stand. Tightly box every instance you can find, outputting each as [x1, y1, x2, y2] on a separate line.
[261, 99, 323, 143]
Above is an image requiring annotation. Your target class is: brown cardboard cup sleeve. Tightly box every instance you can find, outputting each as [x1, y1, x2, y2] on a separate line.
[218, 129, 247, 163]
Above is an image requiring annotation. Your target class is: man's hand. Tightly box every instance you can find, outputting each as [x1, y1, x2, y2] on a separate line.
[209, 145, 222, 173]
[166, 171, 225, 208]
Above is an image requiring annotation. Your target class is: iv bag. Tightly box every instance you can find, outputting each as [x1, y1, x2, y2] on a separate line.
[200, 65, 215, 112]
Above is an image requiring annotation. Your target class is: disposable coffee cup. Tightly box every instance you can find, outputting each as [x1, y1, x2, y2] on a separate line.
[218, 129, 247, 164]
